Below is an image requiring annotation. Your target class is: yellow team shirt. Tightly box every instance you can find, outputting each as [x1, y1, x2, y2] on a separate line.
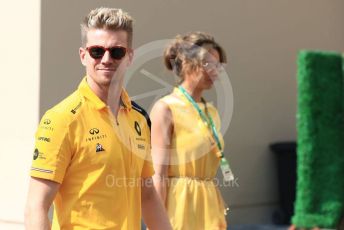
[160, 88, 227, 230]
[31, 77, 154, 230]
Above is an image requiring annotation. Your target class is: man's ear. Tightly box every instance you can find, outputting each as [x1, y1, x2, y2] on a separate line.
[79, 47, 87, 67]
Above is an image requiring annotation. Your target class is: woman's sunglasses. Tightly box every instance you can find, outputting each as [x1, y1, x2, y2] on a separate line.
[86, 45, 127, 60]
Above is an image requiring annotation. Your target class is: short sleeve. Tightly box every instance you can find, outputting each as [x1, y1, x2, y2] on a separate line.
[30, 110, 72, 183]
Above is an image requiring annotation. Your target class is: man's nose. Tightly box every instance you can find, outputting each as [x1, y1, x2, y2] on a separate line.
[101, 51, 113, 63]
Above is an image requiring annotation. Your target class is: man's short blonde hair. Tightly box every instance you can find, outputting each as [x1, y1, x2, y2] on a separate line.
[81, 7, 134, 47]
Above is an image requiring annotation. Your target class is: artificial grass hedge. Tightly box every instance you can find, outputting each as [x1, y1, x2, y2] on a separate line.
[292, 51, 344, 229]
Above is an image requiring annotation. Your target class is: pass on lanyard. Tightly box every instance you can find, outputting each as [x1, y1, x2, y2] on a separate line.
[178, 86, 234, 182]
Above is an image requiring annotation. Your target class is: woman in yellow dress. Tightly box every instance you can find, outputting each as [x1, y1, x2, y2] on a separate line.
[150, 31, 230, 230]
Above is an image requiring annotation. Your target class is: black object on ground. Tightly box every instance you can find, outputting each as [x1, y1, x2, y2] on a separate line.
[270, 142, 297, 225]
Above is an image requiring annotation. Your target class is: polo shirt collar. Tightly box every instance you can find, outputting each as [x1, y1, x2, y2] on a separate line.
[78, 76, 132, 110]
[119, 87, 132, 109]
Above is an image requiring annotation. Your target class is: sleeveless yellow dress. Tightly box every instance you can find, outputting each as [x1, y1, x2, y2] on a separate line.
[160, 88, 228, 230]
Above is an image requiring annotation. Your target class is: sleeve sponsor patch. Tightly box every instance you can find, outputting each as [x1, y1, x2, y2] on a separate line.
[31, 167, 54, 174]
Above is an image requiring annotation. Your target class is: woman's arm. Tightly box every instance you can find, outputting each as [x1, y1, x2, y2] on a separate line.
[150, 100, 173, 204]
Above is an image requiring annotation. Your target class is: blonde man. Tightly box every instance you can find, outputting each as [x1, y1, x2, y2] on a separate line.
[25, 7, 171, 230]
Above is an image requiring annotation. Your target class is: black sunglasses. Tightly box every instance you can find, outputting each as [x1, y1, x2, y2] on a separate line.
[86, 45, 127, 60]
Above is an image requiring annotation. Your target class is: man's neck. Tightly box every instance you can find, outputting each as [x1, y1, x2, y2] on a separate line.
[86, 75, 123, 117]
[107, 82, 122, 117]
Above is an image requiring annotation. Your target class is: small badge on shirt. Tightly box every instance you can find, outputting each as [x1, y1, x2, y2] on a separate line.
[134, 121, 141, 136]
[137, 144, 145, 150]
[96, 143, 105, 153]
[33, 148, 46, 160]
[33, 148, 39, 160]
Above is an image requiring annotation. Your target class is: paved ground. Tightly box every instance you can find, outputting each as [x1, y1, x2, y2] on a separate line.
[229, 225, 287, 230]
[0, 222, 288, 230]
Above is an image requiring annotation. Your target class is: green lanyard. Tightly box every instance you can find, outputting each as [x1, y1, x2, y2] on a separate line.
[178, 86, 224, 158]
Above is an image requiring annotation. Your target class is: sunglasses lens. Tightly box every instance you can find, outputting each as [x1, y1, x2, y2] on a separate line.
[110, 47, 126, 60]
[89, 47, 106, 59]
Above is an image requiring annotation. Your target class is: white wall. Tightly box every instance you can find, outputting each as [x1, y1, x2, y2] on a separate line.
[0, 0, 40, 228]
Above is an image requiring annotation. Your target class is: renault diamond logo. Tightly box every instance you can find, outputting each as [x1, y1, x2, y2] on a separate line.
[89, 128, 100, 135]
[134, 121, 141, 136]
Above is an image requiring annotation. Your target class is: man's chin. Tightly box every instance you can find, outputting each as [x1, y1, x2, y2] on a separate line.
[98, 76, 112, 86]
[94, 73, 124, 87]
[107, 76, 125, 87]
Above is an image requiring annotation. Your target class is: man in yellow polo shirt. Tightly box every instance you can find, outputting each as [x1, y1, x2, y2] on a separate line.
[25, 7, 172, 230]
